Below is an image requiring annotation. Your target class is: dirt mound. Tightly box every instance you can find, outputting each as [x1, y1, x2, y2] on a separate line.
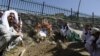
[24, 41, 56, 56]
[3, 46, 25, 56]
[3, 33, 89, 56]
[23, 41, 89, 56]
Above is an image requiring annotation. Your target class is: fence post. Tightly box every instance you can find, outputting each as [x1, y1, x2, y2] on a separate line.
[77, 11, 79, 22]
[41, 2, 45, 15]
[77, 0, 81, 23]
[92, 12, 94, 25]
[71, 8, 72, 20]
[7, 0, 11, 10]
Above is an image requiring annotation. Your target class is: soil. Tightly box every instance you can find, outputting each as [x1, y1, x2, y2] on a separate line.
[3, 34, 90, 56]
[23, 41, 90, 56]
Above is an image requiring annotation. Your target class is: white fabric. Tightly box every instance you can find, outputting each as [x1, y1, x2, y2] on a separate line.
[7, 36, 23, 51]
[60, 28, 67, 37]
[4, 27, 17, 42]
[67, 23, 83, 39]
[0, 24, 8, 48]
[38, 30, 47, 37]
[1, 11, 10, 31]
[0, 24, 17, 49]
[0, 25, 16, 41]
[60, 25, 68, 37]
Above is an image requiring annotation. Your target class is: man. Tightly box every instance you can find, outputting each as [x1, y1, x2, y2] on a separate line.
[85, 28, 100, 56]
[82, 24, 92, 43]
[6, 11, 24, 51]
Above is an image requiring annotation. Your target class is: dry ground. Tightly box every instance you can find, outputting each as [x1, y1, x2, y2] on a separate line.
[3, 34, 90, 56]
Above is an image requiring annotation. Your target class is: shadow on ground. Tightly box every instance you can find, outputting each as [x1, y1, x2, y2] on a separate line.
[47, 42, 88, 56]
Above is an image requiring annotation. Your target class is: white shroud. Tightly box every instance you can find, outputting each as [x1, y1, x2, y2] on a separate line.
[67, 23, 83, 40]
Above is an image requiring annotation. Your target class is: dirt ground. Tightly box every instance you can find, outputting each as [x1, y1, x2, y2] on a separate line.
[23, 41, 89, 56]
[3, 34, 90, 56]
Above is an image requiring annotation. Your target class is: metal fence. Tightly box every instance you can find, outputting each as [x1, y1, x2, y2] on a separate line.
[0, 0, 100, 24]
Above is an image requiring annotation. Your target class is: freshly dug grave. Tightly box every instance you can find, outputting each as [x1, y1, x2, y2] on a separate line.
[3, 33, 90, 56]
[23, 41, 90, 56]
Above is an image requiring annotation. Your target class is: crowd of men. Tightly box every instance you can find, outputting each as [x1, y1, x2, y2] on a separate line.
[28, 15, 100, 56]
[33, 17, 100, 56]
[0, 10, 100, 56]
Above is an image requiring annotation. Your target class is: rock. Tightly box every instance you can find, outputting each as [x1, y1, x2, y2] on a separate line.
[3, 46, 26, 56]
[51, 41, 57, 45]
